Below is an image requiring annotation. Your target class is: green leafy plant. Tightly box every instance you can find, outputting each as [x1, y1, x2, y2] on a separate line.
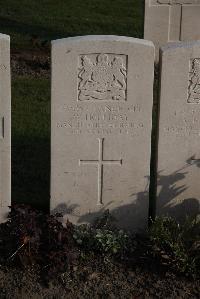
[149, 215, 200, 276]
[95, 229, 129, 255]
[73, 210, 134, 257]
[73, 225, 132, 256]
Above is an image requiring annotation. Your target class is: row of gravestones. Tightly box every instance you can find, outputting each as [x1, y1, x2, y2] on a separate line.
[0, 33, 200, 231]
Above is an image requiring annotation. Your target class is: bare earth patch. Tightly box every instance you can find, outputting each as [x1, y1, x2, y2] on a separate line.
[11, 50, 50, 78]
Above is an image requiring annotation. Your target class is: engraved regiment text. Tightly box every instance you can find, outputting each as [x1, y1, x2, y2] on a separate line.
[56, 104, 144, 135]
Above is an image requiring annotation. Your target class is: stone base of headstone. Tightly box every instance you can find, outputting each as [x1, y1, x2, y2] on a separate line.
[0, 206, 10, 223]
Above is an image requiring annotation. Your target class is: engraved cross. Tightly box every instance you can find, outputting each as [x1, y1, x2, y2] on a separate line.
[155, 0, 200, 41]
[79, 138, 122, 205]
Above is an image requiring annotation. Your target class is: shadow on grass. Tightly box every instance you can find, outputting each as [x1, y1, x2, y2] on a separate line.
[0, 10, 143, 46]
[12, 136, 50, 212]
[0, 15, 71, 41]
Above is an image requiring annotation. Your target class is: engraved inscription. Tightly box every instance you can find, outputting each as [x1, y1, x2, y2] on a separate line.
[188, 59, 200, 104]
[79, 138, 122, 205]
[56, 104, 144, 135]
[78, 54, 127, 101]
[163, 108, 200, 137]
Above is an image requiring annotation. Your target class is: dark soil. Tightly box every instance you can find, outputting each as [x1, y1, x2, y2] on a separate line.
[0, 262, 199, 299]
[0, 205, 199, 298]
[11, 49, 50, 78]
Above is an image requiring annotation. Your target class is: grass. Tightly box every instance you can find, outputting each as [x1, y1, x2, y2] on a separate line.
[1, 0, 144, 209]
[12, 77, 50, 209]
[0, 0, 144, 50]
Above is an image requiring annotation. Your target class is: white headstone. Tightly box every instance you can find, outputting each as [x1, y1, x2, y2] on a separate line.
[157, 41, 200, 220]
[0, 34, 11, 222]
[144, 0, 200, 60]
[51, 36, 154, 231]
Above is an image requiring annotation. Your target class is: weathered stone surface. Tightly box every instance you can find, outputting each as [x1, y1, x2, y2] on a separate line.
[157, 41, 200, 220]
[51, 36, 154, 231]
[0, 34, 11, 222]
[144, 0, 200, 60]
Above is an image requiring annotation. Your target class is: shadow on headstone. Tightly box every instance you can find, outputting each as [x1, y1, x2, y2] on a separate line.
[52, 157, 200, 231]
[157, 157, 200, 221]
[52, 203, 79, 216]
[51, 181, 150, 232]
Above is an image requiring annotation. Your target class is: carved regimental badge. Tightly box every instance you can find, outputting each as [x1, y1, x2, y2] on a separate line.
[78, 53, 127, 101]
[188, 59, 200, 104]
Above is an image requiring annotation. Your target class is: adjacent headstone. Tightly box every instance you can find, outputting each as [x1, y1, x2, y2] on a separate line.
[144, 0, 200, 60]
[0, 34, 11, 222]
[157, 41, 200, 220]
[51, 36, 154, 231]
